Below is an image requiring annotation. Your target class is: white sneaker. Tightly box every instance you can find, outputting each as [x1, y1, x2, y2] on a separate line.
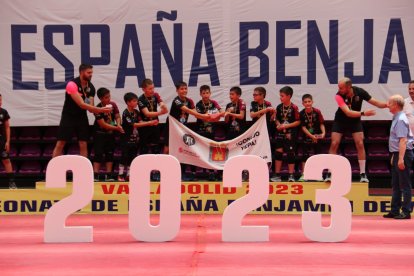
[9, 181, 17, 190]
[360, 173, 369, 183]
[270, 175, 282, 182]
[288, 174, 295, 182]
[324, 173, 331, 182]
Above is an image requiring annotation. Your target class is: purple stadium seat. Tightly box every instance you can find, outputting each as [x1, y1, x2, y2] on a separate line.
[9, 144, 17, 158]
[366, 126, 388, 141]
[43, 144, 55, 158]
[349, 160, 360, 174]
[18, 127, 41, 141]
[18, 161, 42, 174]
[67, 144, 80, 155]
[10, 128, 17, 141]
[19, 144, 41, 157]
[367, 144, 389, 157]
[343, 144, 358, 158]
[43, 127, 58, 141]
[367, 160, 390, 175]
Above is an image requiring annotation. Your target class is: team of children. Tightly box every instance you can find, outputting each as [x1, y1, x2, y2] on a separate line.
[1, 77, 358, 188]
[88, 80, 327, 182]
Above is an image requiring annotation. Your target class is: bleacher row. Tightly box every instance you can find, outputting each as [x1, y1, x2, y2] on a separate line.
[1, 120, 392, 186]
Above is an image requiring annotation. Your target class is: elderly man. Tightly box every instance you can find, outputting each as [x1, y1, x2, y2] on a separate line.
[403, 80, 414, 136]
[325, 77, 387, 183]
[383, 95, 413, 219]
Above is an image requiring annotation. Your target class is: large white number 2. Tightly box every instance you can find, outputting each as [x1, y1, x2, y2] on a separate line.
[44, 155, 94, 243]
[302, 154, 352, 242]
[222, 155, 270, 242]
[129, 155, 181, 242]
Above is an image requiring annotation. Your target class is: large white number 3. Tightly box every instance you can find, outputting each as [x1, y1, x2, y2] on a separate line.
[129, 155, 181, 242]
[302, 154, 352, 242]
[222, 155, 269, 242]
[44, 155, 94, 243]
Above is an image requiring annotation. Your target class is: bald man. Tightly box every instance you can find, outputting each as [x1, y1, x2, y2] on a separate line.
[325, 77, 387, 183]
[383, 95, 413, 219]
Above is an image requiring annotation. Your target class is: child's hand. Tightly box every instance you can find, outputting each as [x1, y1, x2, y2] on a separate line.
[116, 125, 125, 134]
[209, 113, 222, 122]
[160, 106, 168, 115]
[5, 142, 9, 153]
[266, 107, 275, 113]
[152, 120, 159, 126]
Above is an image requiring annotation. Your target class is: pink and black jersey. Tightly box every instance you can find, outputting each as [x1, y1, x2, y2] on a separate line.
[334, 86, 371, 123]
[94, 101, 120, 134]
[138, 92, 163, 121]
[225, 99, 246, 133]
[275, 103, 300, 135]
[121, 109, 142, 143]
[169, 96, 195, 124]
[196, 100, 221, 133]
[0, 108, 10, 137]
[300, 107, 325, 142]
[250, 100, 272, 123]
[62, 77, 95, 119]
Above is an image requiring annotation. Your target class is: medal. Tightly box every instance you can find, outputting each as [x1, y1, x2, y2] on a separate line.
[180, 116, 186, 124]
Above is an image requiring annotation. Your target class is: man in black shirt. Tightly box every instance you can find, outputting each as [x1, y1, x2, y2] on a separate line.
[52, 64, 111, 158]
[326, 77, 387, 183]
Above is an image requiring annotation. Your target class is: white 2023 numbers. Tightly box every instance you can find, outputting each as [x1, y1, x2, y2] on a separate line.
[44, 154, 352, 243]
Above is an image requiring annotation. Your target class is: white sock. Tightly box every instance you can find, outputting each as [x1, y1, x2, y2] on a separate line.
[358, 160, 366, 174]
[119, 164, 124, 175]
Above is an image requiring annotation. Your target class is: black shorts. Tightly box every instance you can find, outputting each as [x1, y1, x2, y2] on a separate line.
[139, 125, 160, 146]
[57, 115, 90, 142]
[120, 141, 139, 166]
[274, 134, 297, 152]
[332, 121, 363, 134]
[0, 136, 9, 160]
[93, 132, 115, 163]
[302, 142, 322, 161]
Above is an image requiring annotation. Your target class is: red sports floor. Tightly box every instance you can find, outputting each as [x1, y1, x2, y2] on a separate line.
[1, 215, 414, 275]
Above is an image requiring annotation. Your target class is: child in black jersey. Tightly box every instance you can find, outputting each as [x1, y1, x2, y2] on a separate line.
[164, 81, 211, 181]
[195, 85, 224, 181]
[117, 92, 158, 181]
[224, 86, 247, 140]
[138, 79, 168, 181]
[298, 94, 326, 181]
[270, 86, 300, 182]
[93, 88, 124, 181]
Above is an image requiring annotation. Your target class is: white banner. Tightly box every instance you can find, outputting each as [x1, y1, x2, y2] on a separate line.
[169, 115, 272, 170]
[0, 0, 413, 125]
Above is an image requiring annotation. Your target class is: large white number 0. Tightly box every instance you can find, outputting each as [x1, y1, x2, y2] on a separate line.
[129, 155, 181, 242]
[302, 154, 352, 242]
[44, 155, 94, 243]
[222, 155, 269, 242]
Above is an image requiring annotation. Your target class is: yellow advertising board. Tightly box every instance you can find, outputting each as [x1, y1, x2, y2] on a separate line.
[0, 181, 392, 215]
